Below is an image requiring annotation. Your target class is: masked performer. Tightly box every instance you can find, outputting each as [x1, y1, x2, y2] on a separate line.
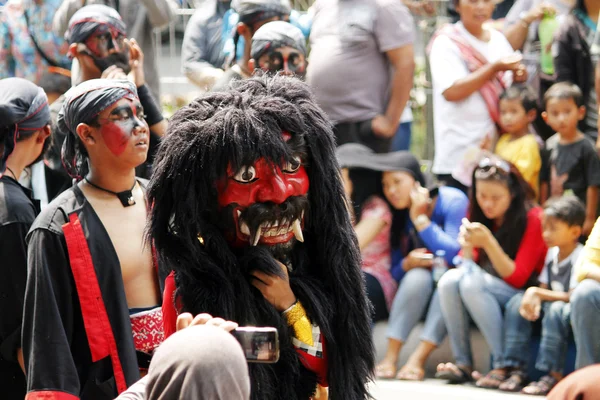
[22, 79, 164, 400]
[149, 75, 374, 400]
[0, 78, 51, 400]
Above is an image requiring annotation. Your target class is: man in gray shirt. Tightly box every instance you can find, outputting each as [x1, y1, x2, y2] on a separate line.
[306, 0, 415, 153]
[53, 0, 177, 99]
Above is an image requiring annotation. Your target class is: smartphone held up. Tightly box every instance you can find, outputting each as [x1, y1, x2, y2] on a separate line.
[232, 327, 280, 363]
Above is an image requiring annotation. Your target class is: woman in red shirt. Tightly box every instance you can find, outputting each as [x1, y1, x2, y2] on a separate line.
[435, 157, 547, 385]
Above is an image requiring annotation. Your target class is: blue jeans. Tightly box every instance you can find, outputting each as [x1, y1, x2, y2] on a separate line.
[536, 301, 571, 374]
[503, 292, 532, 369]
[386, 268, 447, 345]
[390, 122, 412, 151]
[438, 262, 520, 368]
[570, 279, 600, 369]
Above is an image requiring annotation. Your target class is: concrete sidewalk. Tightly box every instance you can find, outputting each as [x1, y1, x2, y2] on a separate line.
[370, 379, 542, 400]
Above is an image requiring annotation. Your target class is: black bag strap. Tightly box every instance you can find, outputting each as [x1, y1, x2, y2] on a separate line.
[23, 10, 60, 68]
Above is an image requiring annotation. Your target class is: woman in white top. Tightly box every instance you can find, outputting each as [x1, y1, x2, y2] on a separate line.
[428, 0, 527, 192]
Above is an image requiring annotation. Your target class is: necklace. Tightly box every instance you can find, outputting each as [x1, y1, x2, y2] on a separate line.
[84, 178, 137, 207]
[5, 166, 17, 180]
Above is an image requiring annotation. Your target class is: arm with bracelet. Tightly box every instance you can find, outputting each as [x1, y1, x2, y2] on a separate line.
[282, 300, 328, 386]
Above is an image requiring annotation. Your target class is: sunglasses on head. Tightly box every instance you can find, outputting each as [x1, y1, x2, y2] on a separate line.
[260, 51, 304, 74]
[475, 157, 511, 180]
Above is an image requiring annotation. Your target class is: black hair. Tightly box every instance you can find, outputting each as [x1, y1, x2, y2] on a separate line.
[544, 82, 585, 109]
[470, 160, 534, 266]
[348, 168, 383, 220]
[500, 84, 538, 113]
[0, 124, 41, 144]
[60, 114, 98, 180]
[543, 196, 586, 227]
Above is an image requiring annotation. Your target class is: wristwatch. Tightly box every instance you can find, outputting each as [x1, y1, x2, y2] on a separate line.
[414, 214, 430, 231]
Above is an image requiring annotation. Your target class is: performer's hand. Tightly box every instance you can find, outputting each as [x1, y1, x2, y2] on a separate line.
[126, 38, 146, 88]
[251, 260, 297, 312]
[176, 312, 239, 332]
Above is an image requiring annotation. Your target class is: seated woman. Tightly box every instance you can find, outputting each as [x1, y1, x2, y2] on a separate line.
[373, 150, 469, 381]
[436, 157, 547, 386]
[337, 144, 397, 323]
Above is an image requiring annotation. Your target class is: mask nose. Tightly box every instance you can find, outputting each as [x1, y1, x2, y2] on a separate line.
[256, 168, 290, 204]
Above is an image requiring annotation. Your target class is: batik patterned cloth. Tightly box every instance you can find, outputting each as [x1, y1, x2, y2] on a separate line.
[130, 307, 165, 354]
[0, 0, 71, 84]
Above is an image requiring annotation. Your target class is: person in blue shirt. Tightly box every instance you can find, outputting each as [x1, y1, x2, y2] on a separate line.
[375, 151, 468, 381]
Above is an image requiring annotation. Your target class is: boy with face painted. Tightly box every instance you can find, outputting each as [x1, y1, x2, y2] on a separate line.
[46, 5, 167, 184]
[0, 78, 51, 400]
[149, 75, 374, 399]
[22, 79, 165, 400]
[211, 0, 294, 91]
[248, 21, 307, 78]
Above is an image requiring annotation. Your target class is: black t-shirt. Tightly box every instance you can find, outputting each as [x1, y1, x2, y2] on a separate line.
[0, 176, 39, 399]
[541, 134, 600, 204]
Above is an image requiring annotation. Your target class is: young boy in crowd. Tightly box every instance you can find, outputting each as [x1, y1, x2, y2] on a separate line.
[540, 82, 600, 236]
[495, 85, 542, 197]
[500, 196, 585, 395]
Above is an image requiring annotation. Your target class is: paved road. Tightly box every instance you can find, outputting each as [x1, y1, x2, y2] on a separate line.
[369, 379, 540, 400]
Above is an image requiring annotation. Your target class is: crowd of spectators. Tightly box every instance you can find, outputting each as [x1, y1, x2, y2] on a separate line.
[1, 0, 600, 398]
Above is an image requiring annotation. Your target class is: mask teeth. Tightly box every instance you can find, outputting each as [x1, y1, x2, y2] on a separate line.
[292, 219, 304, 243]
[240, 221, 250, 235]
[251, 222, 267, 246]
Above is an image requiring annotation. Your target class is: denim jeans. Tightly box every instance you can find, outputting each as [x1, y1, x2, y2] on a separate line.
[536, 301, 571, 374]
[570, 279, 600, 369]
[503, 292, 532, 369]
[390, 122, 412, 151]
[438, 261, 520, 368]
[386, 268, 447, 346]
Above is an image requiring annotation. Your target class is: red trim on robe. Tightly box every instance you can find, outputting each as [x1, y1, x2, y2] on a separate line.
[295, 336, 328, 386]
[162, 271, 178, 339]
[25, 390, 80, 400]
[62, 213, 127, 394]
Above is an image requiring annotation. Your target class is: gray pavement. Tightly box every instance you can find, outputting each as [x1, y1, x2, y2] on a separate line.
[369, 379, 543, 400]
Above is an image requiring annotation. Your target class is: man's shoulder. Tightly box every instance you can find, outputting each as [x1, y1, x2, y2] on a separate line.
[29, 187, 78, 235]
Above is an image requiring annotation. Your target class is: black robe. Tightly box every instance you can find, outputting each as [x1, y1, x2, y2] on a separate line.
[22, 182, 163, 400]
[0, 176, 39, 400]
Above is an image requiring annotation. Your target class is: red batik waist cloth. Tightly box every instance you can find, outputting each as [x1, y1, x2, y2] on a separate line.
[130, 306, 165, 354]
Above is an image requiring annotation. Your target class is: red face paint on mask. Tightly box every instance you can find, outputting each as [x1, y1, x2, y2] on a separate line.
[216, 156, 309, 246]
[97, 100, 148, 156]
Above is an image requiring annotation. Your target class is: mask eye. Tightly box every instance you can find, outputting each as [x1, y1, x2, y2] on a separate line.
[233, 166, 257, 183]
[283, 156, 301, 173]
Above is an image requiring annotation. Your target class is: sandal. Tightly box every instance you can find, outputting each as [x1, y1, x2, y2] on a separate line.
[396, 365, 425, 381]
[374, 362, 397, 379]
[499, 369, 528, 392]
[435, 363, 473, 384]
[521, 375, 558, 396]
[475, 368, 508, 389]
